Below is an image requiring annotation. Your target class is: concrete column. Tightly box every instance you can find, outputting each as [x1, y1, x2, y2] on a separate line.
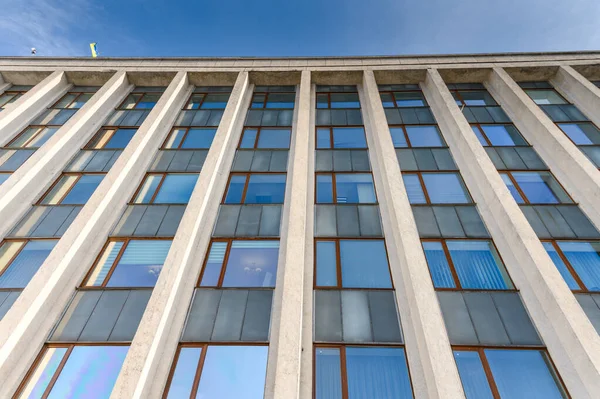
[360, 70, 465, 398]
[423, 68, 600, 398]
[485, 67, 600, 229]
[110, 72, 251, 399]
[0, 71, 131, 239]
[0, 75, 10, 95]
[264, 70, 312, 399]
[0, 71, 191, 398]
[552, 65, 600, 130]
[0, 71, 70, 144]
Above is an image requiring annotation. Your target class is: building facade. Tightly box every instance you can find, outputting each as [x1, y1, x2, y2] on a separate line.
[0, 52, 598, 398]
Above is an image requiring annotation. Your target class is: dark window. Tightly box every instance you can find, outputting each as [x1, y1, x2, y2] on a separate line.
[0, 86, 32, 110]
[389, 125, 445, 148]
[133, 173, 198, 204]
[380, 91, 427, 108]
[86, 128, 137, 149]
[0, 239, 58, 288]
[471, 124, 528, 147]
[7, 126, 60, 148]
[499, 171, 572, 204]
[82, 239, 172, 287]
[118, 92, 163, 110]
[317, 92, 360, 109]
[239, 127, 291, 149]
[316, 127, 367, 149]
[163, 128, 217, 149]
[543, 241, 600, 292]
[316, 173, 377, 204]
[422, 239, 513, 290]
[223, 173, 286, 204]
[452, 90, 498, 107]
[523, 89, 568, 105]
[315, 239, 392, 288]
[40, 173, 104, 205]
[52, 89, 98, 109]
[199, 239, 279, 287]
[184, 92, 231, 110]
[251, 92, 295, 109]
[403, 172, 471, 204]
[557, 123, 600, 145]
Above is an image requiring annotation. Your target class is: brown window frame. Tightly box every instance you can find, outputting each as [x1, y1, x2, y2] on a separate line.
[49, 90, 97, 110]
[237, 126, 292, 149]
[450, 87, 499, 108]
[541, 239, 596, 293]
[84, 126, 138, 150]
[130, 172, 199, 205]
[36, 172, 105, 205]
[470, 123, 530, 147]
[315, 126, 368, 150]
[5, 125, 62, 149]
[160, 127, 218, 150]
[0, 90, 27, 109]
[315, 172, 378, 205]
[221, 172, 287, 205]
[182, 91, 229, 110]
[388, 124, 447, 148]
[0, 238, 58, 291]
[499, 170, 574, 205]
[116, 92, 162, 110]
[250, 91, 296, 110]
[315, 91, 361, 109]
[378, 90, 428, 108]
[402, 171, 472, 205]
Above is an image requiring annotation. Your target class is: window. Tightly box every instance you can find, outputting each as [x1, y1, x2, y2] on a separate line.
[52, 90, 97, 109]
[199, 239, 279, 287]
[315, 239, 392, 288]
[389, 125, 445, 148]
[523, 89, 568, 105]
[422, 240, 513, 290]
[315, 346, 414, 399]
[0, 173, 9, 185]
[454, 348, 567, 399]
[6, 126, 60, 148]
[317, 92, 360, 109]
[239, 127, 291, 149]
[403, 172, 471, 204]
[164, 345, 268, 399]
[452, 90, 498, 107]
[17, 344, 128, 398]
[163, 128, 217, 149]
[379, 91, 427, 108]
[499, 171, 571, 204]
[0, 86, 31, 110]
[316, 173, 377, 204]
[86, 128, 137, 149]
[471, 124, 528, 147]
[118, 92, 162, 110]
[0, 239, 57, 288]
[133, 173, 198, 204]
[223, 173, 286, 204]
[316, 127, 367, 149]
[251, 90, 295, 109]
[543, 241, 600, 292]
[557, 122, 600, 145]
[39, 173, 104, 205]
[82, 239, 172, 287]
[184, 91, 230, 110]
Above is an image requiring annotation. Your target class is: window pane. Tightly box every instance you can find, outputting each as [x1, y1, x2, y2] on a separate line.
[406, 125, 444, 147]
[240, 129, 258, 148]
[330, 93, 360, 108]
[380, 93, 395, 108]
[136, 94, 160, 109]
[120, 94, 140, 109]
[71, 93, 93, 109]
[459, 91, 497, 106]
[251, 93, 266, 108]
[557, 241, 600, 291]
[316, 241, 337, 286]
[511, 172, 570, 204]
[27, 127, 58, 148]
[315, 348, 343, 399]
[45, 346, 128, 399]
[19, 347, 68, 398]
[41, 175, 79, 205]
[500, 173, 525, 204]
[224, 175, 247, 204]
[265, 93, 295, 109]
[542, 242, 581, 290]
[317, 128, 331, 149]
[340, 240, 391, 288]
[471, 126, 488, 146]
[422, 173, 471, 204]
[181, 128, 217, 149]
[61, 175, 104, 204]
[557, 123, 600, 145]
[244, 174, 286, 204]
[447, 241, 512, 290]
[389, 127, 408, 147]
[134, 175, 162, 203]
[402, 174, 426, 204]
[186, 94, 204, 110]
[485, 349, 567, 399]
[166, 347, 202, 399]
[154, 174, 198, 204]
[394, 91, 425, 107]
[257, 128, 291, 149]
[54, 93, 78, 108]
[316, 175, 334, 203]
[196, 346, 268, 399]
[0, 240, 57, 288]
[316, 94, 329, 109]
[480, 125, 527, 146]
[104, 128, 136, 149]
[346, 347, 413, 399]
[106, 240, 171, 287]
[335, 174, 376, 204]
[222, 241, 279, 287]
[0, 173, 9, 185]
[525, 89, 567, 105]
[422, 241, 456, 288]
[10, 127, 40, 147]
[333, 127, 367, 149]
[201, 94, 229, 109]
[453, 351, 494, 399]
[200, 242, 227, 286]
[86, 241, 124, 287]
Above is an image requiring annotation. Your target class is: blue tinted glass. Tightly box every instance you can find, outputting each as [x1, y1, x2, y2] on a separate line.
[257, 129, 291, 149]
[542, 242, 581, 290]
[105, 129, 136, 149]
[224, 175, 247, 203]
[135, 94, 161, 109]
[222, 241, 279, 287]
[316, 175, 333, 203]
[480, 125, 527, 146]
[512, 172, 568, 204]
[265, 93, 295, 109]
[0, 240, 57, 288]
[557, 241, 600, 291]
[406, 126, 444, 147]
[244, 174, 286, 204]
[471, 126, 488, 146]
[61, 175, 104, 204]
[166, 347, 202, 399]
[201, 94, 229, 109]
[525, 90, 567, 105]
[402, 174, 426, 204]
[182, 128, 217, 149]
[346, 347, 413, 399]
[333, 128, 367, 149]
[380, 93, 395, 108]
[422, 241, 456, 288]
[200, 242, 227, 286]
[316, 94, 329, 109]
[459, 91, 497, 106]
[335, 174, 376, 204]
[447, 241, 512, 290]
[485, 349, 566, 399]
[26, 347, 69, 398]
[330, 93, 360, 108]
[390, 127, 408, 147]
[422, 173, 471, 204]
[196, 346, 268, 399]
[557, 123, 600, 145]
[46, 346, 128, 399]
[240, 129, 258, 148]
[315, 348, 342, 399]
[0, 173, 9, 185]
[394, 91, 425, 107]
[317, 129, 331, 149]
[453, 351, 494, 399]
[316, 241, 337, 286]
[500, 174, 525, 204]
[340, 240, 391, 288]
[106, 240, 171, 287]
[154, 174, 198, 204]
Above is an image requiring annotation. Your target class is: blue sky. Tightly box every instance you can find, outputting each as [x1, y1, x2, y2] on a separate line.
[0, 0, 599, 57]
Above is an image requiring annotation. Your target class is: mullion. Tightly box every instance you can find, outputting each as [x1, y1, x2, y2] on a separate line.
[402, 125, 413, 148]
[253, 128, 261, 149]
[178, 128, 191, 149]
[339, 346, 350, 399]
[148, 174, 168, 204]
[415, 172, 431, 204]
[98, 238, 129, 288]
[505, 172, 530, 204]
[238, 174, 251, 203]
[331, 173, 338, 204]
[196, 93, 208, 110]
[189, 344, 209, 399]
[441, 240, 463, 290]
[215, 240, 233, 287]
[477, 348, 502, 399]
[473, 124, 493, 146]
